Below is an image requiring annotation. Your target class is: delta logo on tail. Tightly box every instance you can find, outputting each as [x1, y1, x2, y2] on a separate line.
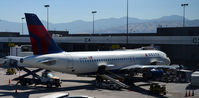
[25, 13, 63, 55]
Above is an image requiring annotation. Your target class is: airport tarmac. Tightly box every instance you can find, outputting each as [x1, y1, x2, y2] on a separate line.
[0, 68, 198, 98]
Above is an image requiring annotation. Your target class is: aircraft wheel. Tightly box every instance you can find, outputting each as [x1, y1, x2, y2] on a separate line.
[47, 83, 52, 88]
[55, 84, 60, 88]
[109, 85, 114, 90]
[95, 81, 100, 88]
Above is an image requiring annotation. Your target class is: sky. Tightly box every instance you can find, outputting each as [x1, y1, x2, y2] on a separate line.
[0, 0, 198, 23]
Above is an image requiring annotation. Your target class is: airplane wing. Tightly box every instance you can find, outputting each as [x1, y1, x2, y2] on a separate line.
[121, 65, 180, 70]
[97, 63, 179, 72]
[119, 65, 180, 79]
[6, 56, 24, 61]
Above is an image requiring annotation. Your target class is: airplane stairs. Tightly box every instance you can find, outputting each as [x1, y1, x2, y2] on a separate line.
[95, 69, 129, 90]
[101, 74, 129, 89]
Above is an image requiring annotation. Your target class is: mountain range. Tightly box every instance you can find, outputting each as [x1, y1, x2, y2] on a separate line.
[0, 15, 199, 34]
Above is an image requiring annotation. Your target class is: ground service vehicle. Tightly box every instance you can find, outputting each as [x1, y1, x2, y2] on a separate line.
[149, 83, 166, 95]
[6, 68, 16, 75]
[18, 70, 61, 88]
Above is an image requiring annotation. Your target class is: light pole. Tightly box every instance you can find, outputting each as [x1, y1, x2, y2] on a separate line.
[181, 3, 188, 27]
[21, 17, 25, 35]
[126, 0, 129, 44]
[92, 11, 97, 34]
[44, 5, 50, 30]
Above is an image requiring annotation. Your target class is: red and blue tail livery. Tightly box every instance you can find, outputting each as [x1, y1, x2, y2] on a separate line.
[25, 13, 63, 55]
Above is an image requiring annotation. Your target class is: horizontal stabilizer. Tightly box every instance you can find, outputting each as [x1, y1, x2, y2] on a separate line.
[38, 59, 56, 66]
[6, 56, 23, 61]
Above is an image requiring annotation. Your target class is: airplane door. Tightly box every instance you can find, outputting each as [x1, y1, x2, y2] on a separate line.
[64, 54, 75, 73]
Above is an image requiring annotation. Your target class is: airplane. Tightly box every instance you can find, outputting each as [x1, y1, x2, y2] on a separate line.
[6, 13, 171, 76]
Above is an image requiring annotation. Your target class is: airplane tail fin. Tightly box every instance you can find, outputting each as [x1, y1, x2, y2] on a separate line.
[25, 13, 63, 55]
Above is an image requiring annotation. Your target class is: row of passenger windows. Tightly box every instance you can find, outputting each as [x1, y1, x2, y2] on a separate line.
[147, 53, 160, 57]
[80, 58, 133, 63]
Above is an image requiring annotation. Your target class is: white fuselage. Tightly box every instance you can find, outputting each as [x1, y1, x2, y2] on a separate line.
[20, 50, 170, 74]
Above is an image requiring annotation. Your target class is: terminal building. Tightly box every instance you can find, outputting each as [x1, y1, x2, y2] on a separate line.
[0, 27, 199, 68]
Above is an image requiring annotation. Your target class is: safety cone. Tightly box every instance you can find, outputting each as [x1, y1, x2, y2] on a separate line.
[185, 90, 188, 97]
[192, 90, 194, 96]
[188, 90, 191, 96]
[15, 85, 17, 94]
[8, 78, 11, 85]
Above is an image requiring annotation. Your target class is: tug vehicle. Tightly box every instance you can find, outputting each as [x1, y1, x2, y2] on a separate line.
[15, 68, 61, 88]
[149, 83, 166, 95]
